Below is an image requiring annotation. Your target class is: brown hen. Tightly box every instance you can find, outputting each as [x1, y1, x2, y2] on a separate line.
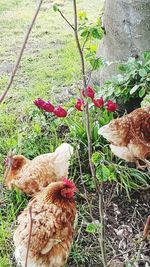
[14, 178, 77, 267]
[5, 143, 73, 195]
[98, 107, 150, 170]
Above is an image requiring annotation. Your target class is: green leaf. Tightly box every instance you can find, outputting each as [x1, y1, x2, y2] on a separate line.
[53, 4, 59, 12]
[139, 68, 147, 77]
[144, 51, 150, 61]
[138, 87, 146, 98]
[90, 58, 102, 70]
[86, 223, 96, 233]
[33, 123, 41, 134]
[80, 30, 89, 37]
[101, 165, 110, 181]
[130, 84, 141, 95]
[91, 28, 102, 39]
[92, 152, 101, 166]
[78, 10, 87, 21]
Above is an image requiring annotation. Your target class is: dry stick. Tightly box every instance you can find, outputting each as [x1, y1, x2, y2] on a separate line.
[134, 240, 144, 266]
[0, 0, 44, 104]
[143, 215, 150, 238]
[24, 205, 33, 267]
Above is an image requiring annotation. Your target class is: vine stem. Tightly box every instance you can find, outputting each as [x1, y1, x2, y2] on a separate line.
[0, 0, 44, 104]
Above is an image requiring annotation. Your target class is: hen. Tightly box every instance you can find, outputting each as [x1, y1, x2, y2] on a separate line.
[14, 178, 77, 267]
[5, 143, 73, 195]
[98, 107, 150, 170]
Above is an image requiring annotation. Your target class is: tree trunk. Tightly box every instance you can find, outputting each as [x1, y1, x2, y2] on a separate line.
[94, 0, 150, 85]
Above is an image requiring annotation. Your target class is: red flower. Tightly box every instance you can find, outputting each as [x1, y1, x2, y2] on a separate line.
[82, 86, 95, 99]
[106, 100, 118, 112]
[42, 101, 54, 113]
[93, 97, 104, 108]
[34, 98, 46, 109]
[53, 105, 67, 117]
[34, 98, 54, 113]
[75, 98, 85, 111]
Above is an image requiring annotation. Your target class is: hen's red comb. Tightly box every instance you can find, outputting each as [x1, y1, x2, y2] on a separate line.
[63, 178, 76, 190]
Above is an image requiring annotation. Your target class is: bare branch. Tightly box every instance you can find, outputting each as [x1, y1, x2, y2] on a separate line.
[0, 0, 44, 104]
[58, 9, 75, 30]
[24, 205, 33, 267]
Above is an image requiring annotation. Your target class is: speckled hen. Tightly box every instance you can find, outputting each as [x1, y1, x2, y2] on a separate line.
[13, 178, 77, 267]
[5, 143, 73, 195]
[98, 107, 150, 170]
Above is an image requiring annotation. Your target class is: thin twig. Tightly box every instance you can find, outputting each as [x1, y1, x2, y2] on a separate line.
[143, 215, 150, 238]
[0, 0, 44, 104]
[99, 193, 107, 266]
[24, 205, 33, 267]
[58, 9, 75, 30]
[108, 248, 134, 266]
[76, 148, 94, 221]
[134, 240, 144, 266]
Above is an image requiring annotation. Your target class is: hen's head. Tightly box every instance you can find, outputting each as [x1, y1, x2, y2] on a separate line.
[4, 155, 29, 189]
[61, 178, 77, 199]
[44, 178, 77, 203]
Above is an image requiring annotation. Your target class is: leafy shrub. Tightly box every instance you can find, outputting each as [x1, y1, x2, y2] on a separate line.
[98, 51, 150, 109]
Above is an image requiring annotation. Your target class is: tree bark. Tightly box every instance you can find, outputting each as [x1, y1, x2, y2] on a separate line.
[94, 0, 150, 85]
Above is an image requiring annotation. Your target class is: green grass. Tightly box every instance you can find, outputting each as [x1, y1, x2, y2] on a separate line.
[0, 0, 103, 266]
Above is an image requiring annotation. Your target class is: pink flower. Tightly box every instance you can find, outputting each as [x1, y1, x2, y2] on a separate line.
[34, 98, 54, 113]
[75, 98, 85, 111]
[106, 100, 118, 112]
[82, 86, 95, 99]
[53, 106, 67, 117]
[93, 97, 104, 108]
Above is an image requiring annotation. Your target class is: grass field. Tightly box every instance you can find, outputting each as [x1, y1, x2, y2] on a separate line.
[0, 0, 103, 266]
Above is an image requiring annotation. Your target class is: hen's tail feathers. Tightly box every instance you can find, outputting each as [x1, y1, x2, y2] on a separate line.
[54, 143, 74, 178]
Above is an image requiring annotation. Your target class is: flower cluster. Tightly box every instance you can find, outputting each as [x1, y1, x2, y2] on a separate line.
[34, 87, 118, 118]
[34, 98, 67, 118]
[75, 86, 118, 112]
